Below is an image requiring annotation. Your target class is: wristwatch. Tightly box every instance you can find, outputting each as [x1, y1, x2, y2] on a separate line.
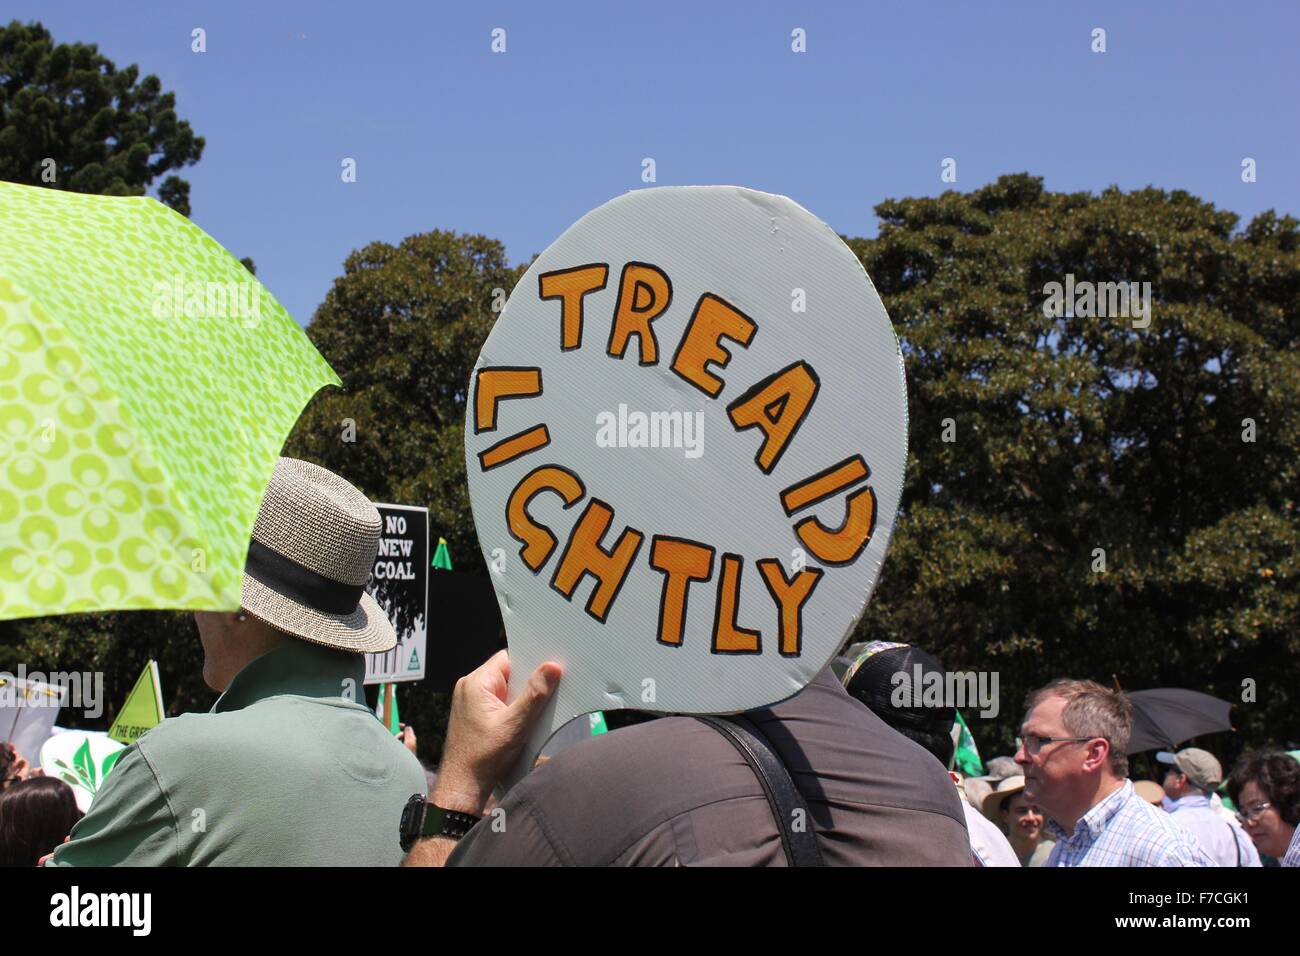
[399, 793, 481, 851]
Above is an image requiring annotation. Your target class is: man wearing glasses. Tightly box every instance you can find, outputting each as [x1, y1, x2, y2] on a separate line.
[1014, 679, 1214, 866]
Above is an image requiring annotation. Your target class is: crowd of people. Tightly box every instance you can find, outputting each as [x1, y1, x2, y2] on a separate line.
[2, 457, 1298, 868]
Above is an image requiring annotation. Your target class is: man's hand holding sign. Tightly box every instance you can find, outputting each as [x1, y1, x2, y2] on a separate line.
[411, 186, 908, 861]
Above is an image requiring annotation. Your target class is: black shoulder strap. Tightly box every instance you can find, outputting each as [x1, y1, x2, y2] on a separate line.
[696, 714, 824, 867]
[1228, 820, 1242, 867]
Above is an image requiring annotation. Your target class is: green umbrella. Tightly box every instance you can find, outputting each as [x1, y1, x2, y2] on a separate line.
[0, 182, 340, 619]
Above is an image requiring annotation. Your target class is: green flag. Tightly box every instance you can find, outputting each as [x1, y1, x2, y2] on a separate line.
[377, 682, 401, 735]
[374, 686, 397, 738]
[373, 534, 447, 736]
[107, 661, 164, 744]
[951, 710, 984, 777]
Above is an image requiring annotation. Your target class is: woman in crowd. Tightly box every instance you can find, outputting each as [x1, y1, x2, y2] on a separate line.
[0, 742, 36, 791]
[984, 776, 1054, 867]
[1227, 751, 1300, 865]
[0, 776, 83, 867]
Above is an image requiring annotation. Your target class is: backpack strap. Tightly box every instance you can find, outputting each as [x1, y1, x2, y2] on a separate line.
[1228, 820, 1242, 867]
[696, 714, 824, 867]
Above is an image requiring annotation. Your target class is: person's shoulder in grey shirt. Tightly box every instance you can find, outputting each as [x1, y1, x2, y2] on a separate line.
[449, 668, 971, 866]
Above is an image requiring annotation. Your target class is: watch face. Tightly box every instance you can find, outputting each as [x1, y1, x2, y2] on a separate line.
[399, 793, 426, 852]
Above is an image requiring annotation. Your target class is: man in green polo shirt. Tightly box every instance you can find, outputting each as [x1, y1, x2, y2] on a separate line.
[47, 458, 426, 866]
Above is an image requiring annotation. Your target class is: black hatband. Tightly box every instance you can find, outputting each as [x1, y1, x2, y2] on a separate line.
[244, 538, 365, 615]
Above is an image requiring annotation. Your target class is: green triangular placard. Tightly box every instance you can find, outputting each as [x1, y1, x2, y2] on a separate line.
[107, 661, 164, 744]
[432, 537, 453, 571]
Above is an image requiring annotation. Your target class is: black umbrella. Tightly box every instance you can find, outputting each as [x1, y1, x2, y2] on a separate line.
[1125, 688, 1234, 754]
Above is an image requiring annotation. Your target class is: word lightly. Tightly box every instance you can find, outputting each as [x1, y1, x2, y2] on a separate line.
[1042, 274, 1151, 329]
[503, 474, 825, 657]
[49, 886, 151, 936]
[0, 666, 103, 719]
[151, 278, 261, 322]
[595, 405, 704, 459]
[890, 665, 1000, 718]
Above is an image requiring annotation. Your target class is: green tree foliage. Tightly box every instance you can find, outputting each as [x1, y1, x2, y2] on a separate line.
[847, 174, 1299, 761]
[279, 231, 526, 758]
[0, 20, 204, 215]
[283, 230, 526, 566]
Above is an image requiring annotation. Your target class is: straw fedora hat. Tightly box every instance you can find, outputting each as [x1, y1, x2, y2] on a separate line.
[240, 458, 395, 653]
[982, 774, 1028, 820]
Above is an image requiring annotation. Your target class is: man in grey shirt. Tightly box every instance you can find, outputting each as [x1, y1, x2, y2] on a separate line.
[405, 652, 971, 866]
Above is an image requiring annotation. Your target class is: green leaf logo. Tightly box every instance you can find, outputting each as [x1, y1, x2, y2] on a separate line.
[52, 759, 81, 790]
[101, 749, 123, 778]
[73, 738, 97, 792]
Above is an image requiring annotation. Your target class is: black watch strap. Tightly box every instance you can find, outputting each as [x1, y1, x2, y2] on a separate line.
[426, 804, 481, 841]
[400, 794, 481, 852]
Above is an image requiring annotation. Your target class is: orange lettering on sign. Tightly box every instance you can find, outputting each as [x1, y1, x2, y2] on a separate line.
[505, 465, 587, 572]
[551, 499, 644, 623]
[478, 424, 551, 471]
[670, 293, 757, 398]
[538, 264, 609, 351]
[756, 559, 823, 657]
[780, 455, 870, 516]
[793, 486, 876, 566]
[474, 367, 542, 433]
[649, 535, 716, 647]
[711, 553, 761, 654]
[727, 360, 820, 474]
[608, 262, 672, 365]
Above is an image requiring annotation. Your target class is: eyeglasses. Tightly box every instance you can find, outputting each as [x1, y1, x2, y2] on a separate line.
[1016, 734, 1097, 756]
[1236, 802, 1273, 825]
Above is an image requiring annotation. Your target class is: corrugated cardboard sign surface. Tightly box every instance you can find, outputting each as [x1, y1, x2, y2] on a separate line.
[464, 186, 908, 781]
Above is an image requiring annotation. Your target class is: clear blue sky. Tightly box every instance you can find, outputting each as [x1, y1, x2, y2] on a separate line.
[12, 1, 1298, 326]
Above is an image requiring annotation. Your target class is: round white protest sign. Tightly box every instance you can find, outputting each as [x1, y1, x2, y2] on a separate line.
[464, 186, 907, 785]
